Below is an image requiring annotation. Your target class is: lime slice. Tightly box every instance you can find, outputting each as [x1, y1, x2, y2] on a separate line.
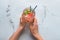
[24, 10, 28, 15]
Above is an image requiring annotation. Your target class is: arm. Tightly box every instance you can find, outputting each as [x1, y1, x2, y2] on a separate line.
[30, 26, 43, 40]
[9, 17, 26, 40]
[9, 26, 24, 40]
[33, 33, 43, 40]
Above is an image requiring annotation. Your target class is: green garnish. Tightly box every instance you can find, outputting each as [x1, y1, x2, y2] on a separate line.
[24, 10, 28, 15]
[24, 9, 31, 15]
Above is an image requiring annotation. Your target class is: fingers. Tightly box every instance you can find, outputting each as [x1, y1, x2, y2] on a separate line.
[20, 16, 26, 23]
[29, 18, 38, 29]
[19, 18, 22, 27]
[20, 16, 23, 23]
[20, 16, 26, 26]
[32, 18, 38, 30]
[20, 17, 22, 24]
[33, 18, 38, 26]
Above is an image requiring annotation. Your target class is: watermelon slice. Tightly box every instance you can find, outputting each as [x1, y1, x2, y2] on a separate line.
[25, 12, 33, 18]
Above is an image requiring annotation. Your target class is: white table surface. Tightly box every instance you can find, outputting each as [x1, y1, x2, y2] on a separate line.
[0, 0, 60, 40]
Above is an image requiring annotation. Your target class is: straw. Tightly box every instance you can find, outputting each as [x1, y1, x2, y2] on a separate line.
[33, 5, 37, 11]
[30, 6, 32, 12]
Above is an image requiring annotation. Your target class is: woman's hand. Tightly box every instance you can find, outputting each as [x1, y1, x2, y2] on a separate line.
[9, 15, 26, 40]
[29, 18, 43, 40]
[19, 15, 26, 30]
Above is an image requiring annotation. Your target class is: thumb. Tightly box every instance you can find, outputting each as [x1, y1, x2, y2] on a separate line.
[33, 18, 37, 25]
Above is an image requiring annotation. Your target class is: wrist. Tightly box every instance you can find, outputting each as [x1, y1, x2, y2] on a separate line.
[19, 25, 24, 30]
[35, 34, 43, 40]
[20, 23, 25, 27]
